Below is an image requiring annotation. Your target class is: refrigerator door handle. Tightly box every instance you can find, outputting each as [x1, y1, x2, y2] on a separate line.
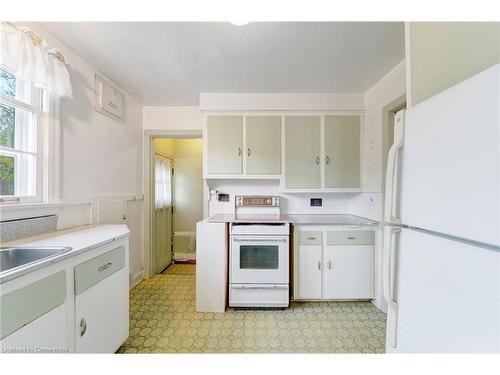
[383, 226, 400, 349]
[383, 110, 405, 224]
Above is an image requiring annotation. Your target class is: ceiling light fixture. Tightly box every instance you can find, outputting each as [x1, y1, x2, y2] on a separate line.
[229, 21, 250, 26]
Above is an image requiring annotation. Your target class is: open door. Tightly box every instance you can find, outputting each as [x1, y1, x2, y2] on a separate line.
[153, 154, 173, 273]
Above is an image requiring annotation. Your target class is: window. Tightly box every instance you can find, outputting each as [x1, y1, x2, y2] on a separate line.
[154, 155, 172, 209]
[0, 68, 45, 202]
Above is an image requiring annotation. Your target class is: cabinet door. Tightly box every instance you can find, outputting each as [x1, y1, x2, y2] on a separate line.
[284, 116, 321, 188]
[206, 116, 242, 174]
[0, 304, 67, 352]
[297, 245, 323, 299]
[324, 245, 373, 299]
[246, 116, 281, 174]
[75, 268, 128, 353]
[324, 115, 361, 188]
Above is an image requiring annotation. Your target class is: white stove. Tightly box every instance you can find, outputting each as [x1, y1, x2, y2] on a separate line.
[229, 196, 290, 308]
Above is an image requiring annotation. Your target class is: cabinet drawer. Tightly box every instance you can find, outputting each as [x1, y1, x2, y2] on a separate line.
[0, 271, 66, 340]
[327, 230, 374, 245]
[299, 231, 322, 246]
[75, 246, 125, 295]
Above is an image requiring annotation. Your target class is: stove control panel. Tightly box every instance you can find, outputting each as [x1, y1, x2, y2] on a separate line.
[235, 195, 280, 207]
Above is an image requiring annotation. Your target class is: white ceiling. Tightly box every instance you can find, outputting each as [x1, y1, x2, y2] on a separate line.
[40, 22, 405, 105]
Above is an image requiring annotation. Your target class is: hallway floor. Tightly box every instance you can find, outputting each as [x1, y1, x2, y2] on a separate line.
[117, 264, 386, 353]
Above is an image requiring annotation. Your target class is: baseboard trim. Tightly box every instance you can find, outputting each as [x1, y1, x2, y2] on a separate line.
[129, 270, 144, 290]
[371, 296, 387, 313]
[174, 252, 196, 261]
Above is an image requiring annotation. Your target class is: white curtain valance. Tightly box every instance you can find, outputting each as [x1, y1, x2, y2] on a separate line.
[0, 22, 73, 98]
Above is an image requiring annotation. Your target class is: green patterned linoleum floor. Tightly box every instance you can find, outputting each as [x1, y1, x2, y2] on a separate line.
[117, 264, 386, 353]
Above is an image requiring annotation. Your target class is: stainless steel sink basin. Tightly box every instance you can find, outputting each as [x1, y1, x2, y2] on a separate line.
[0, 246, 73, 274]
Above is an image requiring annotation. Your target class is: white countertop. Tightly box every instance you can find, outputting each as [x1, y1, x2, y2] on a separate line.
[288, 214, 379, 226]
[1, 224, 129, 284]
[206, 213, 378, 226]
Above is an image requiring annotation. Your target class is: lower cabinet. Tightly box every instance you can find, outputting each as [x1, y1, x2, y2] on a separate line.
[296, 228, 374, 300]
[323, 245, 374, 299]
[0, 271, 68, 352]
[74, 246, 129, 353]
[0, 236, 129, 353]
[297, 245, 323, 299]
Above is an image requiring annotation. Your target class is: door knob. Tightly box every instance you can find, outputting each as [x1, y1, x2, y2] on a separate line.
[80, 318, 87, 337]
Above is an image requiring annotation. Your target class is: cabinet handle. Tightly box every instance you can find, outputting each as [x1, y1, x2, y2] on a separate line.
[80, 318, 87, 337]
[247, 148, 251, 157]
[97, 262, 112, 271]
[328, 260, 332, 270]
[326, 156, 330, 165]
[307, 236, 316, 240]
[238, 147, 242, 157]
[346, 236, 356, 240]
[315, 156, 320, 165]
[317, 261, 321, 270]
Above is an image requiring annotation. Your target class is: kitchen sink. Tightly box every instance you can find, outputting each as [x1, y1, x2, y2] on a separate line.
[0, 246, 73, 274]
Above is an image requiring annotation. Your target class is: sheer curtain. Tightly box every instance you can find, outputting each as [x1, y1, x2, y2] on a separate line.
[0, 22, 72, 98]
[154, 155, 171, 209]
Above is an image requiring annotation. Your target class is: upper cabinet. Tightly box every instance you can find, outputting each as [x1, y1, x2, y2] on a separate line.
[324, 115, 360, 188]
[204, 112, 362, 192]
[283, 114, 362, 192]
[204, 115, 281, 177]
[206, 116, 243, 174]
[284, 116, 321, 188]
[246, 116, 281, 174]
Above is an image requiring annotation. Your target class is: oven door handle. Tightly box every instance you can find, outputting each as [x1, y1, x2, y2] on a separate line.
[233, 238, 288, 243]
[231, 285, 288, 290]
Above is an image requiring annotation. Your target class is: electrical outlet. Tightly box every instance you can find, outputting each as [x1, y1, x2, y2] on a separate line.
[218, 193, 229, 202]
[310, 198, 322, 207]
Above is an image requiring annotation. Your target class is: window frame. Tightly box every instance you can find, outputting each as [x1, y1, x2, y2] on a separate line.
[0, 69, 60, 204]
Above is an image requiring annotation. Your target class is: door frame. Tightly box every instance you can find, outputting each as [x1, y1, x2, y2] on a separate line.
[143, 130, 206, 279]
[381, 96, 406, 197]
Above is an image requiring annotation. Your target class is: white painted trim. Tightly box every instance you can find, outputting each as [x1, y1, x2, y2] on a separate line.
[359, 114, 366, 191]
[205, 175, 282, 180]
[279, 188, 362, 194]
[129, 270, 144, 290]
[173, 252, 196, 261]
[199, 93, 364, 111]
[404, 22, 412, 108]
[44, 94, 61, 202]
[143, 130, 205, 279]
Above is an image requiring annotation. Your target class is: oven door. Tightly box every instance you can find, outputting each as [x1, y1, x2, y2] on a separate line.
[230, 236, 289, 284]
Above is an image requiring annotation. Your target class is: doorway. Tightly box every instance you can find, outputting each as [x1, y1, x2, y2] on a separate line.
[151, 137, 203, 275]
[152, 151, 173, 273]
[381, 96, 406, 199]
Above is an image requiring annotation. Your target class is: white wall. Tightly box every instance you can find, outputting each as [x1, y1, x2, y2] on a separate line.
[408, 22, 500, 106]
[207, 180, 351, 216]
[26, 23, 145, 289]
[144, 106, 202, 130]
[173, 139, 204, 233]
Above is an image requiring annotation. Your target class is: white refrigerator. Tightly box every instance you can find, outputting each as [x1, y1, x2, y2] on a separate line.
[383, 64, 500, 353]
